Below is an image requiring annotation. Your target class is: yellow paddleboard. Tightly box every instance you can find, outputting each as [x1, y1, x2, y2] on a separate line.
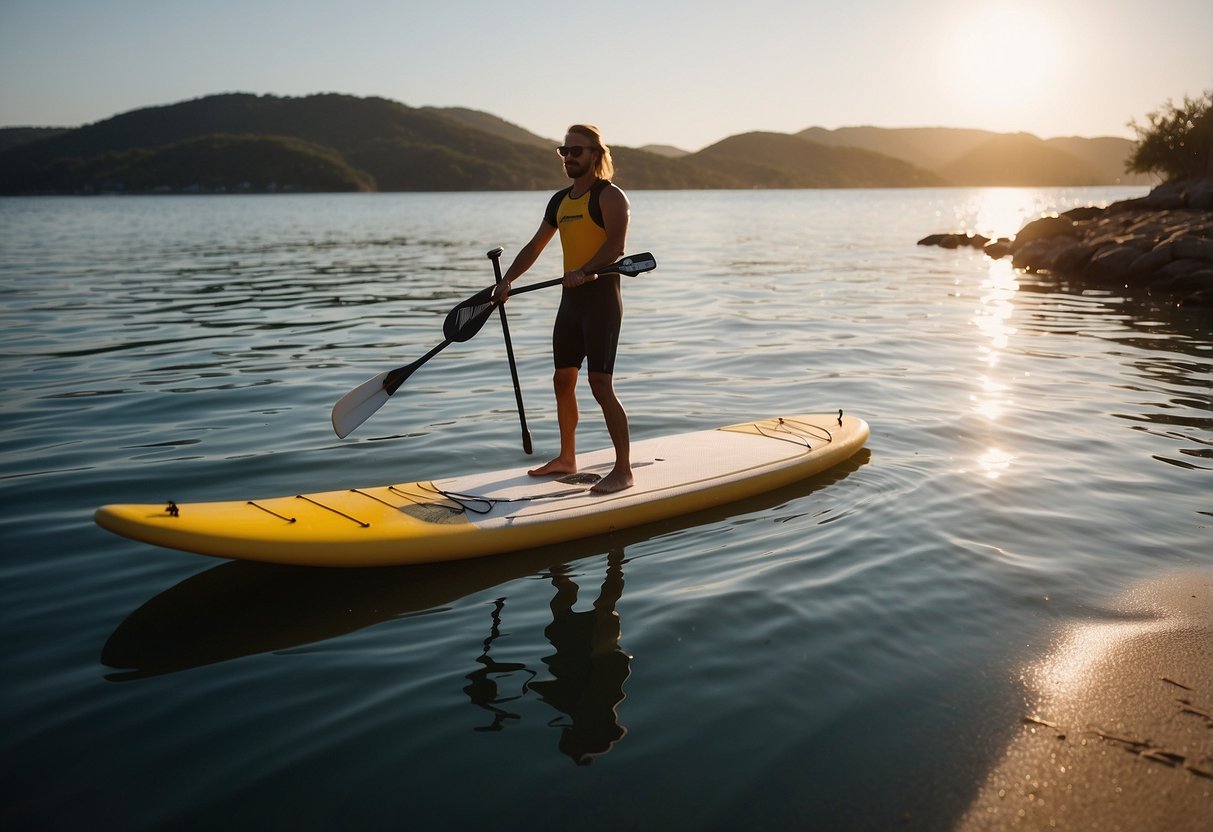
[95, 412, 869, 567]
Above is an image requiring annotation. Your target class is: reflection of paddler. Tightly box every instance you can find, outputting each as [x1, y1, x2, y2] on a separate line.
[527, 549, 631, 765]
[463, 598, 535, 732]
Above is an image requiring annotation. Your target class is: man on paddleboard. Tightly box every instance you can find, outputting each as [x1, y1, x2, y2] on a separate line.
[492, 125, 633, 494]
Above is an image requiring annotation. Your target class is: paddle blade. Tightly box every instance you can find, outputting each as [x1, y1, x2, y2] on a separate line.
[331, 370, 391, 438]
[443, 286, 497, 342]
[611, 252, 656, 276]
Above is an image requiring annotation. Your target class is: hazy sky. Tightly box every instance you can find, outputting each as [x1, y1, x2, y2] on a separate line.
[1, 0, 1209, 150]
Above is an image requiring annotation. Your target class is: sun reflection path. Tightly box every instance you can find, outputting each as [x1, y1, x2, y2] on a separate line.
[969, 257, 1021, 478]
[976, 447, 1015, 480]
[947, 187, 1064, 242]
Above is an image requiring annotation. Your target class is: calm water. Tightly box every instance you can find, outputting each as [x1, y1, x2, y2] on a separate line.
[1, 189, 1208, 830]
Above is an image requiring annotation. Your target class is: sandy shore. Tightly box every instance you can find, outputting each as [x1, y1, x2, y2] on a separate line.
[959, 570, 1213, 830]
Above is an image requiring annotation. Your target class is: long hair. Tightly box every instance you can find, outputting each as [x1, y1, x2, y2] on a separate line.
[567, 124, 614, 181]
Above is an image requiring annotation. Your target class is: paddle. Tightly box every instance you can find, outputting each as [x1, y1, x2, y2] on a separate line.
[331, 252, 657, 438]
[487, 246, 533, 455]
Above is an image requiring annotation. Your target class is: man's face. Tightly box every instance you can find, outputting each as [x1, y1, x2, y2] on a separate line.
[561, 134, 597, 178]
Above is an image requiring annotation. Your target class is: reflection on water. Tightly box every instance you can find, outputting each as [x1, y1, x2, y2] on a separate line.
[974, 260, 1019, 359]
[968, 258, 1021, 479]
[464, 598, 536, 732]
[529, 550, 630, 765]
[100, 545, 580, 681]
[466, 550, 631, 765]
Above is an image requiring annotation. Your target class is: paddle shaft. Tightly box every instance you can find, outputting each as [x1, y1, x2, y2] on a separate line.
[488, 247, 533, 454]
[383, 338, 451, 395]
[380, 278, 561, 395]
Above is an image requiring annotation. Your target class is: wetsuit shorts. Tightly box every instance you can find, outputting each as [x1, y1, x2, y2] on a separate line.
[552, 273, 622, 374]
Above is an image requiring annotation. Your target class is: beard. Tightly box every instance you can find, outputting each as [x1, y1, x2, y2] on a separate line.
[564, 158, 591, 179]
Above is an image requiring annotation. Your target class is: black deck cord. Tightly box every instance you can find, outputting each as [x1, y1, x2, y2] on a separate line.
[388, 483, 493, 515]
[246, 500, 296, 523]
[294, 494, 370, 527]
[379, 482, 588, 517]
[751, 416, 836, 448]
[419, 482, 590, 514]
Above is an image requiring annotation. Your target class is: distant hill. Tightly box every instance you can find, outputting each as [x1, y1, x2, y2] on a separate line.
[0, 127, 69, 153]
[419, 106, 553, 148]
[639, 144, 690, 158]
[938, 133, 1101, 186]
[1043, 136, 1151, 184]
[0, 94, 568, 194]
[0, 93, 1152, 194]
[32, 133, 375, 194]
[799, 126, 999, 170]
[690, 132, 944, 188]
[798, 125, 1151, 186]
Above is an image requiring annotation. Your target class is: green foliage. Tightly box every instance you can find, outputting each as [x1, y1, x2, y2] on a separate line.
[1127, 91, 1213, 182]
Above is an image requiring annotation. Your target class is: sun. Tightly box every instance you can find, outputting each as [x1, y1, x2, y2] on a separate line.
[945, 5, 1060, 123]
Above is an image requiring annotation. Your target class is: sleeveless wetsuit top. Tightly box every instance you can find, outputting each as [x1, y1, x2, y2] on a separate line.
[544, 179, 609, 270]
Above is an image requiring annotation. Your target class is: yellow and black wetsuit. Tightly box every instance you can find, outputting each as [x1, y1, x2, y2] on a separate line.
[543, 179, 623, 374]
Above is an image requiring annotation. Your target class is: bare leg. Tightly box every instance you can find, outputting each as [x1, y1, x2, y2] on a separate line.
[588, 371, 633, 493]
[528, 367, 579, 476]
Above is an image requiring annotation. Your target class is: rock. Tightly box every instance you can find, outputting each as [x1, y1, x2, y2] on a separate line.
[1156, 258, 1213, 283]
[1053, 242, 1097, 275]
[1012, 237, 1080, 272]
[1128, 242, 1176, 277]
[1063, 206, 1105, 221]
[1179, 289, 1213, 307]
[1083, 244, 1144, 281]
[1172, 235, 1213, 263]
[918, 232, 991, 250]
[1010, 215, 1076, 252]
[1152, 263, 1213, 298]
[1187, 181, 1213, 210]
[984, 238, 1013, 259]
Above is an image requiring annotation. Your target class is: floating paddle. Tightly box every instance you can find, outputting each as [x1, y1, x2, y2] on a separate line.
[331, 252, 657, 438]
[487, 246, 533, 455]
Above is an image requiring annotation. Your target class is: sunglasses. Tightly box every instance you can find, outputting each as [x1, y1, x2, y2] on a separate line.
[556, 145, 596, 158]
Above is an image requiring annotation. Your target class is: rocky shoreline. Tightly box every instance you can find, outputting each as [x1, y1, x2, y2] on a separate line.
[919, 178, 1213, 307]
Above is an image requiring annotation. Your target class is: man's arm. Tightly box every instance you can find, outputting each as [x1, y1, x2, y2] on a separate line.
[494, 221, 557, 301]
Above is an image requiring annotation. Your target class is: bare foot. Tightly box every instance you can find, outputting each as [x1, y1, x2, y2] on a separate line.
[528, 457, 577, 477]
[590, 466, 634, 494]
